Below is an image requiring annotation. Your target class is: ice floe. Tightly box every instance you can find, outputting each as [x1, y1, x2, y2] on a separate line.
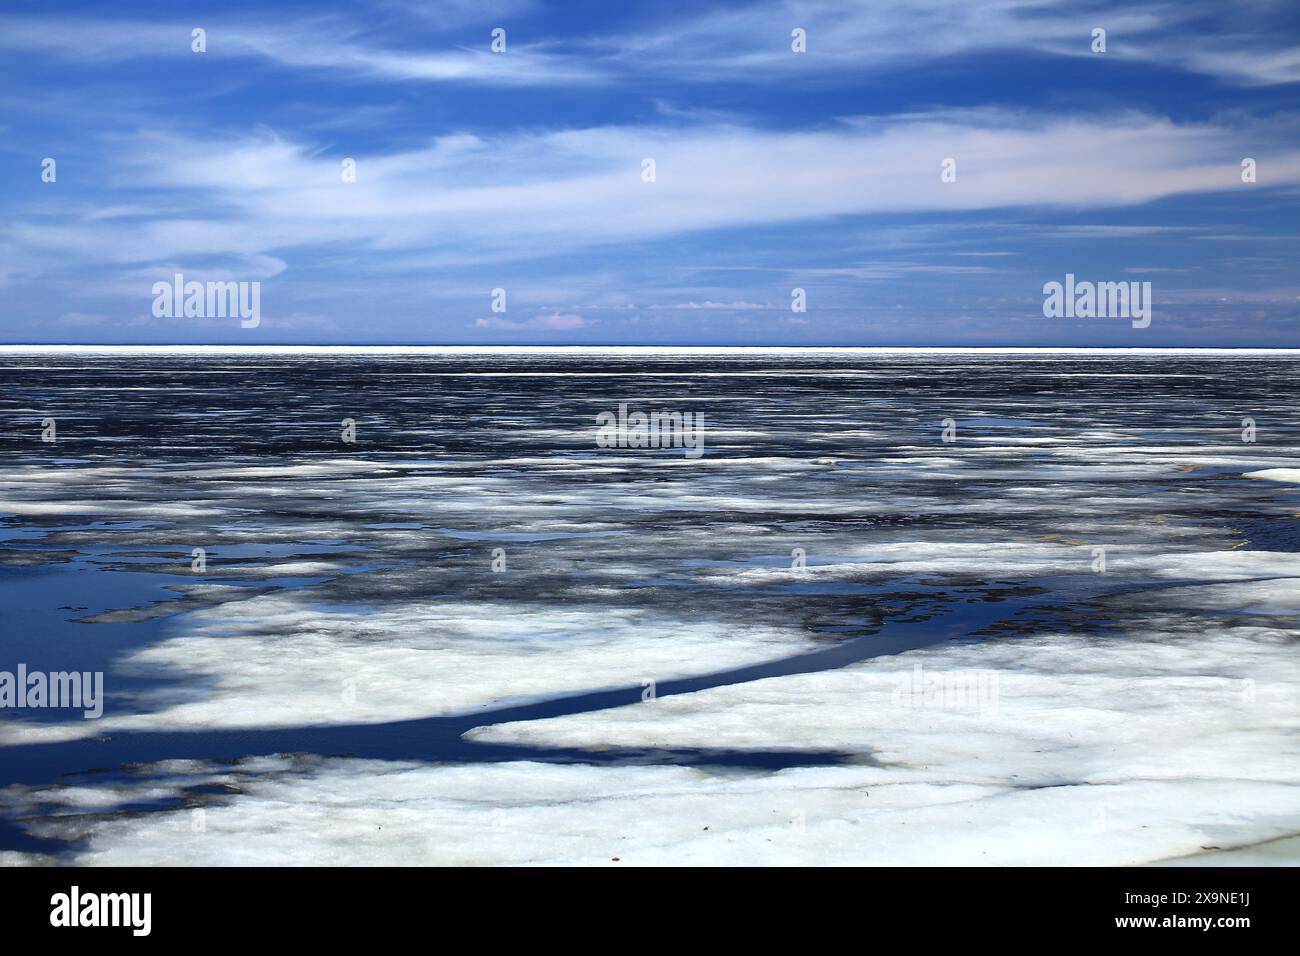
[1245, 468, 1300, 484]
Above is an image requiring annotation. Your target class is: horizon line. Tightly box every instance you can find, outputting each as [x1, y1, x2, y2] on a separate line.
[3, 344, 1299, 355]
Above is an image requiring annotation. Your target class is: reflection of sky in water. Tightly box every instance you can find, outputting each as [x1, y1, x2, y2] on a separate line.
[0, 564, 179, 721]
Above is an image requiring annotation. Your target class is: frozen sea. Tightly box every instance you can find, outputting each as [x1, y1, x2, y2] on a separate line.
[0, 347, 1297, 865]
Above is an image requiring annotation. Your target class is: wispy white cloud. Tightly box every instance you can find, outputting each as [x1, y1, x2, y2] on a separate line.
[2, 1, 1297, 87]
[1043, 224, 1202, 238]
[7, 110, 1298, 283]
[475, 312, 589, 330]
[0, 13, 600, 87]
[609, 0, 1300, 87]
[668, 301, 771, 310]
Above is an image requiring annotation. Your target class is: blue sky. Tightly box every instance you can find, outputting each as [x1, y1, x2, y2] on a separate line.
[2, 0, 1299, 346]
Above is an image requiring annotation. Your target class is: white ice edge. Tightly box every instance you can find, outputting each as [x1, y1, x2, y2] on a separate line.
[1244, 468, 1300, 484]
[2, 345, 1300, 356]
